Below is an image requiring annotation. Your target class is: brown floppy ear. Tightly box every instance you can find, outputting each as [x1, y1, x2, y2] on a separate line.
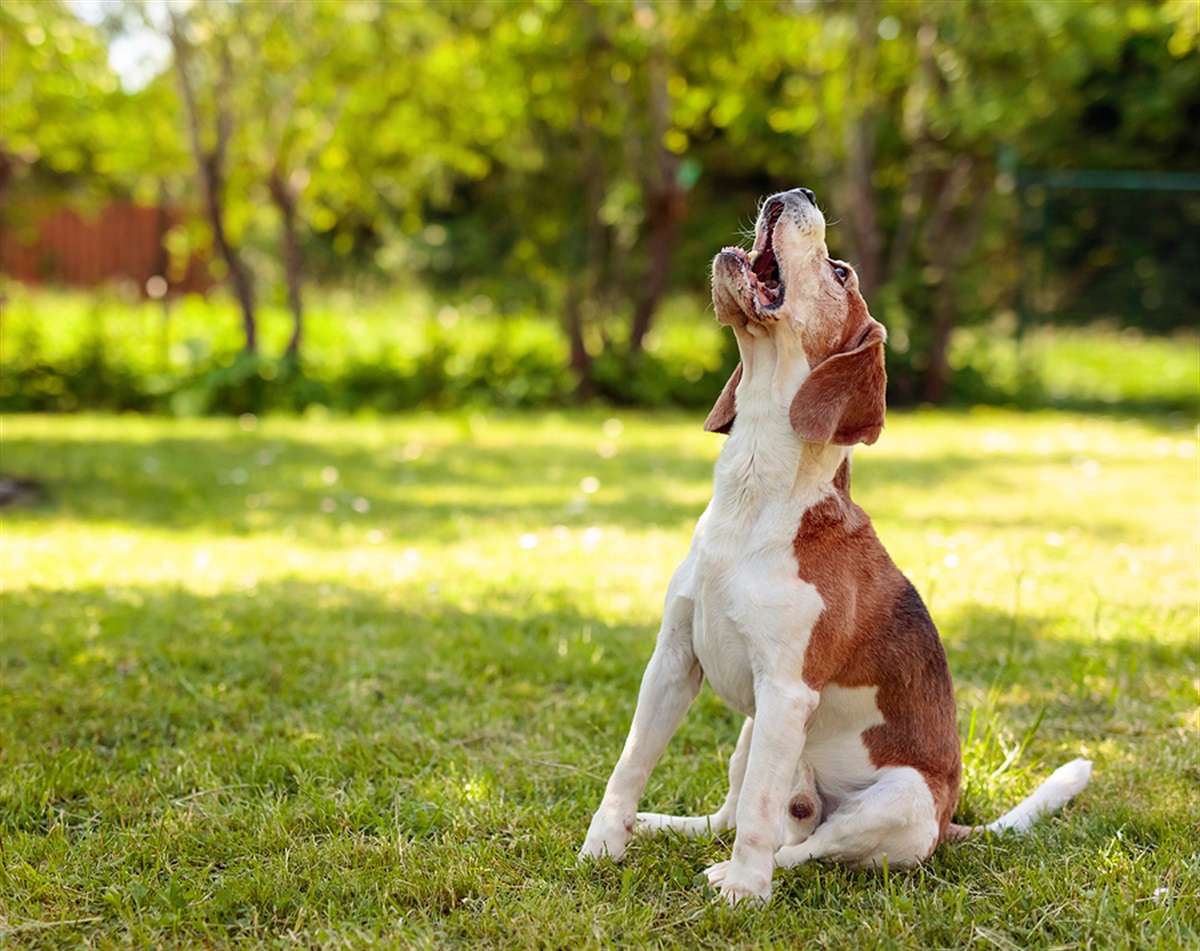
[789, 320, 887, 446]
[703, 363, 742, 434]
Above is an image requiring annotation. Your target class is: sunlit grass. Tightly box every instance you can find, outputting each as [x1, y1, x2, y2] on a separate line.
[952, 322, 1199, 411]
[2, 409, 1198, 948]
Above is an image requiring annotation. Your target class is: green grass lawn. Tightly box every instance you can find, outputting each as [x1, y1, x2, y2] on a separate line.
[2, 409, 1197, 948]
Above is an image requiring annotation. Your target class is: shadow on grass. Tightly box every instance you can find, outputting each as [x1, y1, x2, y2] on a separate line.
[5, 580, 1189, 807]
[1, 577, 642, 848]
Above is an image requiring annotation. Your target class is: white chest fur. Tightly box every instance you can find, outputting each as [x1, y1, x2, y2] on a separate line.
[682, 406, 845, 717]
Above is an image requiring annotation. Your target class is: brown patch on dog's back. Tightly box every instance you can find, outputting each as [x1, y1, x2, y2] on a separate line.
[794, 460, 961, 832]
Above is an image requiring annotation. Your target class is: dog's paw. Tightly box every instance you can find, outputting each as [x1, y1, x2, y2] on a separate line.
[704, 860, 730, 886]
[578, 814, 631, 863]
[577, 835, 626, 864]
[703, 861, 771, 905]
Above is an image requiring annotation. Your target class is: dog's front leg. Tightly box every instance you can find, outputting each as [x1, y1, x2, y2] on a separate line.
[579, 592, 702, 862]
[704, 679, 818, 904]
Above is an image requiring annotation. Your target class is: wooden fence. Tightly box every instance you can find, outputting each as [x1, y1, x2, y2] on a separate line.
[0, 202, 212, 296]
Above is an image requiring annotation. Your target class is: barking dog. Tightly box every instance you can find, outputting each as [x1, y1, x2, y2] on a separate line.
[579, 188, 1091, 904]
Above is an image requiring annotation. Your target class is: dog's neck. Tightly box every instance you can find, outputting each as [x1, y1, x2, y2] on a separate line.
[713, 331, 851, 505]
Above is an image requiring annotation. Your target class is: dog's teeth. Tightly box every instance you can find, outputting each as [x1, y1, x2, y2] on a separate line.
[748, 251, 759, 264]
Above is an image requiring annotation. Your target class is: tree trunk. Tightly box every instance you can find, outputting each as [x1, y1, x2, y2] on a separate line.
[268, 169, 304, 359]
[564, 281, 593, 400]
[919, 161, 993, 404]
[629, 11, 685, 357]
[200, 160, 257, 355]
[842, 1, 884, 296]
[153, 181, 173, 367]
[923, 285, 957, 404]
[170, 16, 258, 355]
[629, 183, 685, 356]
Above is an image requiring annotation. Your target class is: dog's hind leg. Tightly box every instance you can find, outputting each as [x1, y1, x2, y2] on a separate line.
[726, 766, 938, 876]
[636, 716, 754, 838]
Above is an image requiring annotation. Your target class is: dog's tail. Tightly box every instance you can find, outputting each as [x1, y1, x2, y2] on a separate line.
[943, 758, 1093, 843]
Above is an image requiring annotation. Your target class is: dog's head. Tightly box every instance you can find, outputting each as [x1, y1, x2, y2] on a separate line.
[705, 188, 887, 446]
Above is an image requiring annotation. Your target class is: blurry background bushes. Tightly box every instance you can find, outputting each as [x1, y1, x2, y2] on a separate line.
[1, 0, 1196, 416]
[3, 281, 1193, 417]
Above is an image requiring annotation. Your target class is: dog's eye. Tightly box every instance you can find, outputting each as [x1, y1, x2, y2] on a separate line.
[832, 264, 848, 284]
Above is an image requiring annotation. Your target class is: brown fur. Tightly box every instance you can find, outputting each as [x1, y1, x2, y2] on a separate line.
[703, 362, 742, 435]
[789, 319, 887, 447]
[794, 459, 962, 836]
[799, 266, 873, 367]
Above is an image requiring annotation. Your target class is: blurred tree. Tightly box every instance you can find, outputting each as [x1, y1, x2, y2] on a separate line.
[6, 0, 1196, 404]
[192, 1, 519, 361]
[428, 0, 713, 397]
[0, 1, 140, 207]
[1010, 0, 1200, 338]
[94, 0, 504, 360]
[229, 0, 358, 358]
[1, 0, 187, 303]
[686, 0, 1197, 402]
[166, 2, 260, 354]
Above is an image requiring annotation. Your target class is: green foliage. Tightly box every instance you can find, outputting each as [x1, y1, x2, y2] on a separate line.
[1025, 185, 1200, 334]
[0, 286, 730, 415]
[0, 0, 184, 207]
[2, 410, 1197, 946]
[2, 0, 1196, 402]
[1, 287, 1195, 418]
[1, 1, 121, 179]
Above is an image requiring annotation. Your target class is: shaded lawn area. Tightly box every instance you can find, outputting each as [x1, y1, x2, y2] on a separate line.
[1, 409, 1197, 948]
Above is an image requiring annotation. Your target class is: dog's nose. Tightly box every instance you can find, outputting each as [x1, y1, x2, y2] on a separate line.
[796, 188, 817, 206]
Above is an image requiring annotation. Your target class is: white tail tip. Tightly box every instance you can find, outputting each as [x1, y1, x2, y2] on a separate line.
[986, 758, 1093, 835]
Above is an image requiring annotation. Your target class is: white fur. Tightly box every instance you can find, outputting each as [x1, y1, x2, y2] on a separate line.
[707, 766, 940, 882]
[984, 759, 1094, 834]
[801, 685, 888, 806]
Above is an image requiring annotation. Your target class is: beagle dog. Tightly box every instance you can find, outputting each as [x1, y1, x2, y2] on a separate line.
[579, 188, 1091, 904]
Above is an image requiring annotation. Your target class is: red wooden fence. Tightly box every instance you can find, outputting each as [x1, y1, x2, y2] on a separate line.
[0, 202, 212, 296]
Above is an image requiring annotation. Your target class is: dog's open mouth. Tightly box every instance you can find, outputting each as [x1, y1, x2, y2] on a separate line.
[716, 201, 785, 319]
[748, 200, 785, 309]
